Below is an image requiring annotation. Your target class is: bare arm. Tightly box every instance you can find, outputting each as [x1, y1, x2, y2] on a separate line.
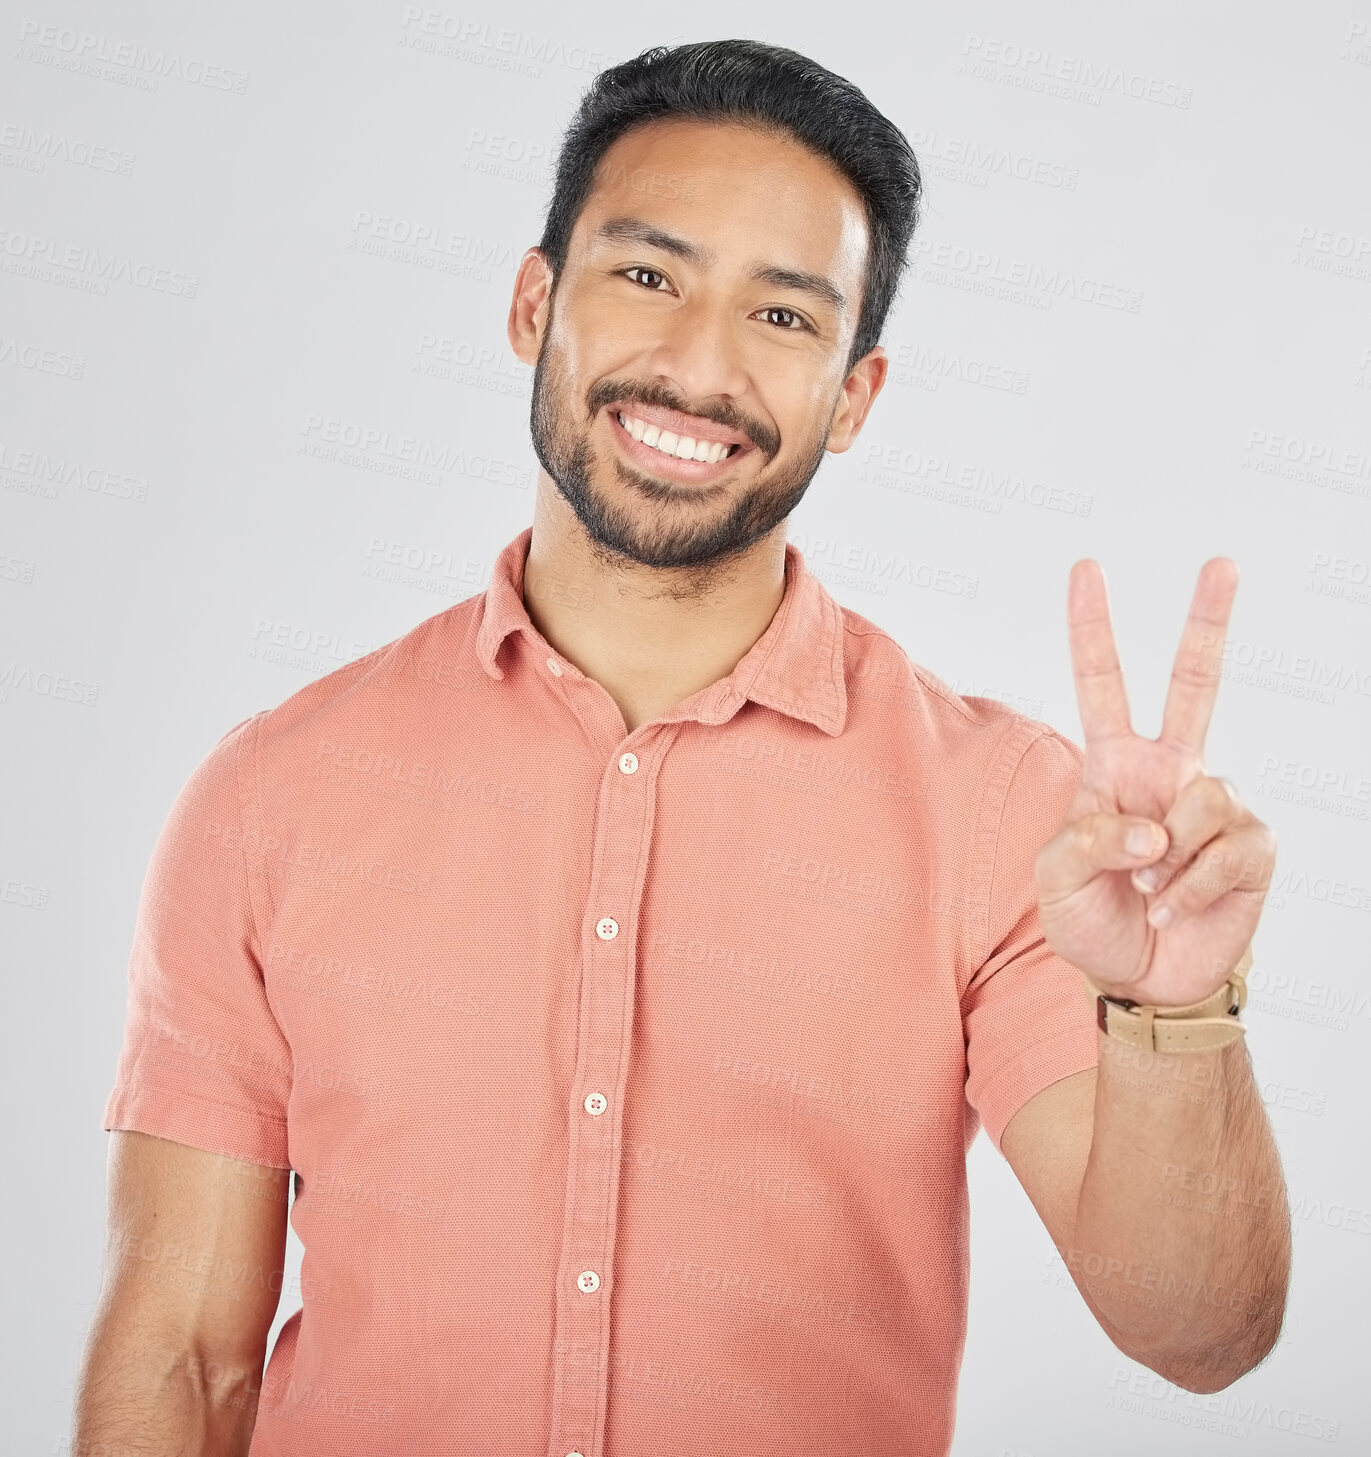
[71, 1130, 291, 1456]
[1003, 1033, 1291, 1393]
[1073, 1029, 1289, 1387]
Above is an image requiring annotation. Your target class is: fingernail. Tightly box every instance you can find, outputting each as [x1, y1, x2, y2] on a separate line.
[1134, 865, 1162, 891]
[1147, 902, 1173, 928]
[1127, 824, 1159, 856]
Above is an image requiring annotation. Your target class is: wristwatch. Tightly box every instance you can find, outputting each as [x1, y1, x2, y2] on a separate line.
[1083, 944, 1253, 1052]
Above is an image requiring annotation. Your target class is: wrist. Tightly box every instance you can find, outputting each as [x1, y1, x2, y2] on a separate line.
[1083, 945, 1253, 1053]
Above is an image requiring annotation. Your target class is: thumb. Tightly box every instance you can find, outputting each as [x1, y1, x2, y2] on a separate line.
[1034, 812, 1169, 901]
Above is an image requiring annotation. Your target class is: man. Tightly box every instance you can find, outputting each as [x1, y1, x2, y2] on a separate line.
[75, 38, 1290, 1457]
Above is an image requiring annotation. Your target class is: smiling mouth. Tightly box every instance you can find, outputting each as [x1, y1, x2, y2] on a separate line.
[612, 408, 747, 466]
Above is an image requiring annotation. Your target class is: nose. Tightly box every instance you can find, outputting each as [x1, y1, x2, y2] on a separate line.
[638, 292, 752, 412]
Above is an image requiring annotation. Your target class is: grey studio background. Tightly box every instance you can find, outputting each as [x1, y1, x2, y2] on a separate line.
[2, 2, 1369, 1452]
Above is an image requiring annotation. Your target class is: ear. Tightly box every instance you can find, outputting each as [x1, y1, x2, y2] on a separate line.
[825, 344, 888, 453]
[508, 248, 554, 366]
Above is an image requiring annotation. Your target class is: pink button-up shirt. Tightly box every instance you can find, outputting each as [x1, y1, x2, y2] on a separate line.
[104, 525, 1100, 1456]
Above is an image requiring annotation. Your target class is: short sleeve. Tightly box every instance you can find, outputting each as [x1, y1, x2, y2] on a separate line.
[962, 728, 1100, 1154]
[102, 712, 292, 1168]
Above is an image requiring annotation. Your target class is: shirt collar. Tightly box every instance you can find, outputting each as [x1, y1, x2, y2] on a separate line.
[474, 526, 848, 736]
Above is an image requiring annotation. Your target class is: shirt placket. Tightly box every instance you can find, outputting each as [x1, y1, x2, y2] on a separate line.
[545, 655, 664, 1457]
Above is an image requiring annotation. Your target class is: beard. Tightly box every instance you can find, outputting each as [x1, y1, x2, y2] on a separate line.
[527, 301, 837, 574]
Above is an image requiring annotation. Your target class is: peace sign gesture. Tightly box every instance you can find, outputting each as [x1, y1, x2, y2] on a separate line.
[1033, 558, 1276, 1007]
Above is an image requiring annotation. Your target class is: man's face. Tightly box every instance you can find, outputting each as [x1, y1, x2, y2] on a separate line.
[516, 117, 881, 571]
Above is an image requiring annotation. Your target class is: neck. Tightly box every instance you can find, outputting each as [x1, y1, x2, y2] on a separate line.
[520, 475, 788, 734]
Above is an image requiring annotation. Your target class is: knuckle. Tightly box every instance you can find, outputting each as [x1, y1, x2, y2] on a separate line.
[1075, 816, 1102, 860]
[1171, 879, 1200, 913]
[1190, 846, 1231, 895]
[1181, 861, 1221, 904]
[1208, 775, 1241, 809]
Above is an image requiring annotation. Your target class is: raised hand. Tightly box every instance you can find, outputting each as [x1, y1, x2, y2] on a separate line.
[1033, 558, 1276, 1007]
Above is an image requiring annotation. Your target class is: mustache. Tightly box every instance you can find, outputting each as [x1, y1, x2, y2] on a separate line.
[586, 377, 780, 458]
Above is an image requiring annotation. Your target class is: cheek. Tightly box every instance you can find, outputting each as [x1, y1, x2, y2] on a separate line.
[564, 287, 649, 356]
[772, 379, 838, 445]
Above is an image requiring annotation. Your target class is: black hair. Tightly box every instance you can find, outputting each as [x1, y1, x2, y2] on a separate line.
[537, 39, 923, 374]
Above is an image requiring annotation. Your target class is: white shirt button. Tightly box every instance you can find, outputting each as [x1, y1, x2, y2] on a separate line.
[584, 1092, 607, 1116]
[566, 1451, 586, 1457]
[577, 1270, 601, 1293]
[595, 917, 618, 940]
[618, 751, 639, 774]
[545, 656, 563, 677]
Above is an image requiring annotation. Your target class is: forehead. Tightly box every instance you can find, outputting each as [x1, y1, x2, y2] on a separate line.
[576, 117, 869, 290]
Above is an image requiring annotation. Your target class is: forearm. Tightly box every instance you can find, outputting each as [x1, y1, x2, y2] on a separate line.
[1067, 1027, 1291, 1391]
[71, 1303, 265, 1457]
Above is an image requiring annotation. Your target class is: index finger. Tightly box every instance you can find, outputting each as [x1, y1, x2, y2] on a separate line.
[1067, 559, 1133, 749]
[1158, 557, 1239, 757]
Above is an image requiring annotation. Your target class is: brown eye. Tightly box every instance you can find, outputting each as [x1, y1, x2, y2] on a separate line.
[763, 307, 802, 330]
[758, 306, 815, 334]
[624, 267, 669, 290]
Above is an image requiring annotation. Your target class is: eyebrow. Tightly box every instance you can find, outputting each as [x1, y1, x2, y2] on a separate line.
[592, 215, 848, 315]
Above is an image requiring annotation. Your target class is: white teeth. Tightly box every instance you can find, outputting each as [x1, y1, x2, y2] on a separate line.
[616, 411, 735, 465]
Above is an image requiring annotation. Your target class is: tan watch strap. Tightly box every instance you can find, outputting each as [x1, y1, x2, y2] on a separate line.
[1083, 944, 1253, 1052]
